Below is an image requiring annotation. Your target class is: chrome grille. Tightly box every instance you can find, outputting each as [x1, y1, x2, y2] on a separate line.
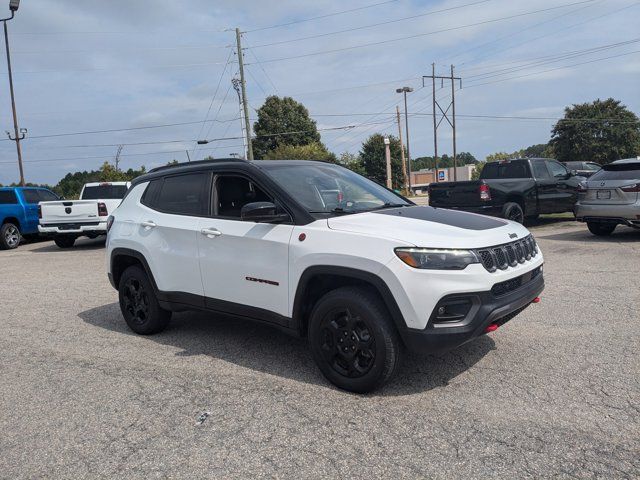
[475, 235, 538, 272]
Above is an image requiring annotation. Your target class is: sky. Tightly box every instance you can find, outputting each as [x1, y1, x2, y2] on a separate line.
[0, 0, 638, 185]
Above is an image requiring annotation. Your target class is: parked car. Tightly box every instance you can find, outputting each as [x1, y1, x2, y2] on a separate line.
[0, 186, 59, 250]
[574, 158, 640, 236]
[39, 181, 130, 248]
[428, 158, 585, 223]
[563, 161, 601, 178]
[106, 159, 544, 392]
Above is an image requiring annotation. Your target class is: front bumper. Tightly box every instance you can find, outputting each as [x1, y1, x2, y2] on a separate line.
[38, 221, 107, 235]
[399, 269, 544, 355]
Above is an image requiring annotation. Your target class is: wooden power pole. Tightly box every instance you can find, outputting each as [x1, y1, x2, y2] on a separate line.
[235, 28, 254, 160]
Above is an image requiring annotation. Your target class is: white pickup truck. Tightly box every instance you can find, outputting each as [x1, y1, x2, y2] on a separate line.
[39, 181, 130, 248]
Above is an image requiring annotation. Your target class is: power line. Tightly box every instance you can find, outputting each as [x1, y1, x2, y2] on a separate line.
[253, 1, 598, 64]
[0, 60, 234, 75]
[243, 0, 399, 33]
[249, 0, 492, 49]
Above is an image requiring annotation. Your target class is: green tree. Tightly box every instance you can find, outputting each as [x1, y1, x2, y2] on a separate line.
[549, 98, 640, 164]
[252, 96, 321, 159]
[471, 162, 486, 180]
[522, 143, 548, 158]
[54, 163, 146, 199]
[263, 142, 337, 162]
[337, 152, 366, 175]
[360, 134, 405, 188]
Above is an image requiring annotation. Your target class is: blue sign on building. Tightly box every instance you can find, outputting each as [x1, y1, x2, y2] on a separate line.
[438, 170, 445, 181]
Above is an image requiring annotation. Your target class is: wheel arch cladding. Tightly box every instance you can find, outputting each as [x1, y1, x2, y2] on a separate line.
[111, 248, 158, 292]
[292, 266, 407, 338]
[2, 216, 20, 228]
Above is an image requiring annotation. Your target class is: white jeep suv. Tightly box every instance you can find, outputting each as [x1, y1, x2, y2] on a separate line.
[106, 159, 544, 392]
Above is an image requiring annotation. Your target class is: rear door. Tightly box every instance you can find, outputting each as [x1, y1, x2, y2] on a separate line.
[138, 171, 211, 299]
[19, 189, 42, 233]
[197, 172, 293, 321]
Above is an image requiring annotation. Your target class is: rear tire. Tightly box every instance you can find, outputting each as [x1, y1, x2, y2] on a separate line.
[503, 202, 524, 224]
[587, 222, 616, 236]
[54, 236, 76, 248]
[0, 223, 21, 250]
[118, 265, 171, 335]
[308, 286, 403, 393]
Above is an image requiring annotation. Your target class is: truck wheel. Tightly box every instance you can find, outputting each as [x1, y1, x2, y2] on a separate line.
[119, 265, 171, 335]
[0, 222, 21, 250]
[308, 286, 403, 393]
[503, 202, 524, 224]
[54, 236, 76, 248]
[587, 222, 616, 236]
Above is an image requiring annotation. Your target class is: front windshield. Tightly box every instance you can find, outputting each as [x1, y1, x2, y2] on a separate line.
[261, 163, 410, 214]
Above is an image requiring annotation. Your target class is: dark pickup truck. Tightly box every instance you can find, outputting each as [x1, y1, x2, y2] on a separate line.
[428, 158, 585, 223]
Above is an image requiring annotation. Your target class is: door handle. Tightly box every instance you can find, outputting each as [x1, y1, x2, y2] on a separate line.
[141, 220, 157, 229]
[201, 227, 222, 238]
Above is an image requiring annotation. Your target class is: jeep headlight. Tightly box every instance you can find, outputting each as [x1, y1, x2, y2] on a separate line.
[394, 248, 479, 270]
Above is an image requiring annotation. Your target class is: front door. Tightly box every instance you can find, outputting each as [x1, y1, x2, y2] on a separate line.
[546, 160, 577, 212]
[198, 174, 293, 322]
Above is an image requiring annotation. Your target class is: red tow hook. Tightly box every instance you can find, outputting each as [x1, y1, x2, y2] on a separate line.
[484, 323, 499, 333]
[532, 296, 541, 304]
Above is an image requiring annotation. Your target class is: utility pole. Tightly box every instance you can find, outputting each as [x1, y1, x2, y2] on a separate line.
[396, 106, 408, 195]
[235, 28, 253, 160]
[423, 64, 462, 183]
[395, 86, 413, 193]
[114, 145, 123, 172]
[384, 136, 392, 189]
[2, 2, 24, 186]
[232, 77, 247, 159]
[185, 150, 191, 162]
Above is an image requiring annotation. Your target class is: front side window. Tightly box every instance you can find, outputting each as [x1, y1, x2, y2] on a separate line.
[81, 184, 128, 200]
[22, 189, 41, 204]
[261, 163, 409, 214]
[215, 175, 272, 218]
[0, 190, 18, 204]
[546, 161, 569, 178]
[152, 173, 210, 216]
[531, 161, 551, 179]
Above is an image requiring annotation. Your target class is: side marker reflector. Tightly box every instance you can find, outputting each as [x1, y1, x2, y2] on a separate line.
[484, 323, 499, 333]
[532, 297, 541, 304]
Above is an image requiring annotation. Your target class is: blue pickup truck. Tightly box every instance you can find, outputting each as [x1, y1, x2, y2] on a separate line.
[0, 186, 59, 249]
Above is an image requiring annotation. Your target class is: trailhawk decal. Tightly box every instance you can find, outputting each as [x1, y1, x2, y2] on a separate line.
[246, 276, 279, 286]
[373, 206, 507, 230]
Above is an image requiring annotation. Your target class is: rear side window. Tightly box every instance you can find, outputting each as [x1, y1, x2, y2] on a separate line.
[590, 164, 640, 181]
[0, 190, 18, 204]
[481, 161, 530, 179]
[22, 189, 41, 204]
[146, 172, 210, 216]
[81, 184, 128, 200]
[38, 190, 58, 202]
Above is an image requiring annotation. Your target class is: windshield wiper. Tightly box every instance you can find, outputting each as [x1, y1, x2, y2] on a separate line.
[308, 207, 354, 215]
[363, 202, 410, 211]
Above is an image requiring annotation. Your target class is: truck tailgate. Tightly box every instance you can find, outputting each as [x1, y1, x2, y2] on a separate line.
[40, 200, 100, 223]
[429, 181, 481, 207]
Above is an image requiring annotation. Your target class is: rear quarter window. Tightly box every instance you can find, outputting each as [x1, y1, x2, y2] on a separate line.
[0, 190, 18, 204]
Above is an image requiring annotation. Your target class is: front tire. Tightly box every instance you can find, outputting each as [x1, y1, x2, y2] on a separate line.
[0, 223, 21, 250]
[308, 286, 403, 393]
[54, 236, 76, 248]
[503, 202, 524, 224]
[118, 265, 171, 335]
[587, 222, 616, 236]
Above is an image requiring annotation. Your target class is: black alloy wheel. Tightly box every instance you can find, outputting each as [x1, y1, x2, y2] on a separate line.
[122, 277, 150, 327]
[319, 307, 376, 378]
[503, 202, 524, 224]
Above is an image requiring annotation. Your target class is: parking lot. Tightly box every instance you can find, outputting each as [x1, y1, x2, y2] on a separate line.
[1, 220, 638, 479]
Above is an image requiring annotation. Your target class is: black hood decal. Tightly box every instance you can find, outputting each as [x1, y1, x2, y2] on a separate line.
[373, 206, 507, 230]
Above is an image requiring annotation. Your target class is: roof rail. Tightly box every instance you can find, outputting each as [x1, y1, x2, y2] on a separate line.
[148, 157, 247, 174]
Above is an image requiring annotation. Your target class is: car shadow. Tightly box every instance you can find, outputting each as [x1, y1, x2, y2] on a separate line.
[78, 303, 496, 396]
[536, 225, 640, 243]
[525, 215, 576, 228]
[31, 237, 106, 252]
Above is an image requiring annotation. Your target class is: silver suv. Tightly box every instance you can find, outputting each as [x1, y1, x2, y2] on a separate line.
[575, 158, 640, 236]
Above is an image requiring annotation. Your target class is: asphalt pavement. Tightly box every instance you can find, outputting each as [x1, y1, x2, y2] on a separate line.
[1, 220, 638, 479]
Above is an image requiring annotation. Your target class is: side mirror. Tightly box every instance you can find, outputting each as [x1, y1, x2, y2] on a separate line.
[240, 201, 290, 223]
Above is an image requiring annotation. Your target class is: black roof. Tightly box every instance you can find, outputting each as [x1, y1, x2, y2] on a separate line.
[134, 158, 337, 186]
